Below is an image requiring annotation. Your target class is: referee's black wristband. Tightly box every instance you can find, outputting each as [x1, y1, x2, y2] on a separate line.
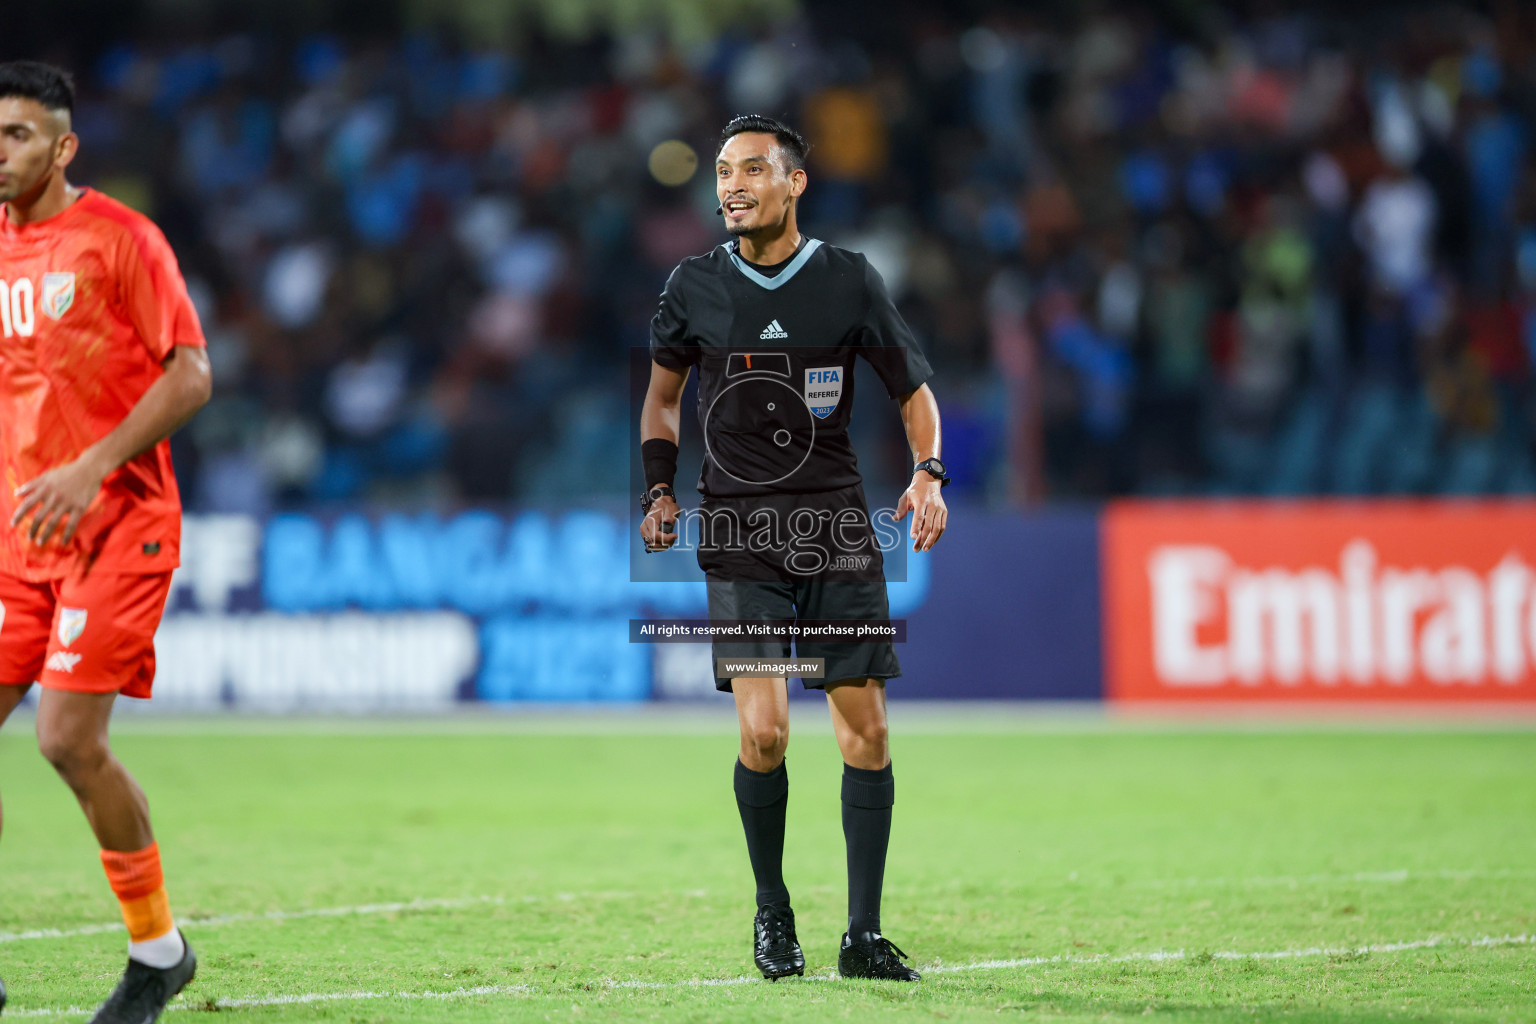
[641, 438, 679, 490]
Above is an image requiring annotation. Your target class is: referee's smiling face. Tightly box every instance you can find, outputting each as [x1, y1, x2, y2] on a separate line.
[715, 132, 805, 238]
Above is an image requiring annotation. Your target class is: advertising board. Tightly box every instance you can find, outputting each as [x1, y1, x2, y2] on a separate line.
[1104, 502, 1536, 703]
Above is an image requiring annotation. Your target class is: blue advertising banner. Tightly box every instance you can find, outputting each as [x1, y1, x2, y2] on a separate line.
[153, 507, 1102, 709]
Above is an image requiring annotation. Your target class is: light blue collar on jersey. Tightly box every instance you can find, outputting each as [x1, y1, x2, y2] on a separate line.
[726, 237, 823, 290]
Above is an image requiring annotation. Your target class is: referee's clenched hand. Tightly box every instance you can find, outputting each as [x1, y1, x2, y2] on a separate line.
[895, 474, 947, 552]
[641, 493, 681, 552]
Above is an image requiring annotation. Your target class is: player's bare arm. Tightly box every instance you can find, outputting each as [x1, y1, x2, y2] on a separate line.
[639, 360, 688, 551]
[13, 344, 212, 545]
[895, 382, 947, 553]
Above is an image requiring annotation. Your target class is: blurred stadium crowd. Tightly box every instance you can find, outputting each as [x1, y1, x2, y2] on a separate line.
[25, 2, 1536, 508]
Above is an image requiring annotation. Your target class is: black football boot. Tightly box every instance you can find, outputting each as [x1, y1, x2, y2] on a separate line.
[753, 904, 805, 980]
[837, 932, 920, 981]
[88, 931, 197, 1024]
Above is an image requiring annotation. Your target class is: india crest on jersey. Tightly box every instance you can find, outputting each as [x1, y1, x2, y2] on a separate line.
[804, 366, 843, 419]
[40, 273, 75, 321]
[57, 607, 87, 647]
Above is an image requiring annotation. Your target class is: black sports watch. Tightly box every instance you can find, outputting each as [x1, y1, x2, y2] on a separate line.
[914, 457, 950, 486]
[641, 483, 675, 514]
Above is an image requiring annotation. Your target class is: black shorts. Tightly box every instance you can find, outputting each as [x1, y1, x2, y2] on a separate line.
[698, 483, 900, 692]
[694, 483, 887, 582]
[707, 577, 901, 691]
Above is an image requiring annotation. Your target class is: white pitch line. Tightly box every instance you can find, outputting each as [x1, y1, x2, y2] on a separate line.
[3, 865, 1527, 945]
[3, 932, 1532, 1019]
[0, 889, 692, 944]
[0, 984, 535, 1018]
[0, 895, 511, 944]
[1132, 866, 1536, 889]
[922, 931, 1536, 973]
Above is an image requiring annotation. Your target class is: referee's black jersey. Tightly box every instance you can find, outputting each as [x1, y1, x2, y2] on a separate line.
[649, 238, 933, 498]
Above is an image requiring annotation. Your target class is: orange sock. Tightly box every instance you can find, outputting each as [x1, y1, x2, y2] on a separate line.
[100, 842, 175, 942]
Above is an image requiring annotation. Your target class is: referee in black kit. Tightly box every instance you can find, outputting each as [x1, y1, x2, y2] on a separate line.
[638, 115, 948, 981]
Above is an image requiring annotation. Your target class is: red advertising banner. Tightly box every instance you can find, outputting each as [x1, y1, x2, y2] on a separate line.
[1103, 501, 1536, 703]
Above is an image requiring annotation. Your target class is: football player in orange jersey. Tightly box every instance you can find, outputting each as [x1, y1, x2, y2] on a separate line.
[0, 61, 211, 1023]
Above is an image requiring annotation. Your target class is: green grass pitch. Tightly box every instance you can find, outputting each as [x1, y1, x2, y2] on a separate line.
[0, 711, 1532, 1022]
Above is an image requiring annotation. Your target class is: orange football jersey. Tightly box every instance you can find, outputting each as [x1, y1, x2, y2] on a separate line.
[0, 188, 206, 580]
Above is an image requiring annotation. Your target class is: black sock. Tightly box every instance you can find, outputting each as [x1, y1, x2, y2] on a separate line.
[734, 759, 790, 909]
[842, 762, 894, 945]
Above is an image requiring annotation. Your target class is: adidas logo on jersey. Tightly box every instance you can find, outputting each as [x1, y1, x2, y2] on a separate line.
[46, 651, 82, 674]
[759, 319, 789, 340]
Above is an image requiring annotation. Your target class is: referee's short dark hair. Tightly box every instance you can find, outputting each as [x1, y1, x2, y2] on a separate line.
[718, 114, 808, 172]
[0, 60, 76, 116]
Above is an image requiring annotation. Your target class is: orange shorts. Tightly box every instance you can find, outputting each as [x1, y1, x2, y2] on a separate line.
[0, 572, 174, 698]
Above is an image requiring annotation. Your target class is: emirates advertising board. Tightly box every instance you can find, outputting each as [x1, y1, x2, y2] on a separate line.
[1103, 501, 1536, 703]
